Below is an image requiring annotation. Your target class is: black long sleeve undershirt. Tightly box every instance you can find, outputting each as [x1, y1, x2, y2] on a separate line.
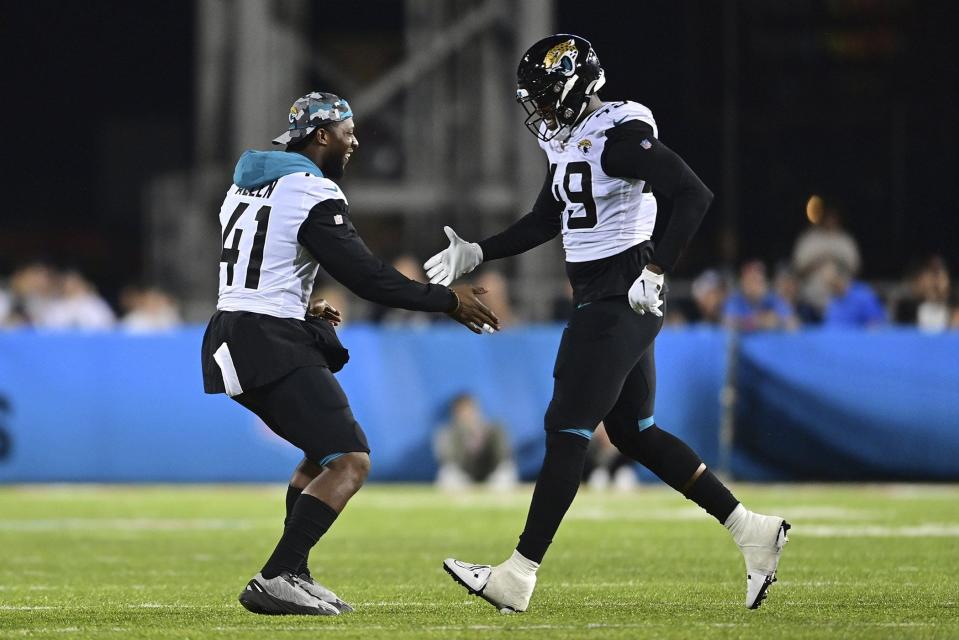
[601, 120, 714, 273]
[297, 200, 456, 313]
[477, 167, 564, 261]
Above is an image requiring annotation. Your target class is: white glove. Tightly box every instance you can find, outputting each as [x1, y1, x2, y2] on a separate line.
[423, 226, 483, 286]
[628, 267, 665, 317]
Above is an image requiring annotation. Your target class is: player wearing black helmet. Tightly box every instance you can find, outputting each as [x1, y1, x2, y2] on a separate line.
[515, 34, 606, 140]
[433, 35, 790, 613]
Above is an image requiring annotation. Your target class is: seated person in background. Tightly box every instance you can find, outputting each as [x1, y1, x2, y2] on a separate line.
[0, 283, 14, 328]
[773, 264, 819, 325]
[434, 392, 518, 490]
[894, 255, 957, 332]
[723, 261, 797, 332]
[583, 422, 637, 491]
[689, 269, 727, 325]
[822, 262, 886, 329]
[8, 262, 58, 327]
[120, 285, 182, 333]
[792, 203, 861, 316]
[40, 270, 116, 331]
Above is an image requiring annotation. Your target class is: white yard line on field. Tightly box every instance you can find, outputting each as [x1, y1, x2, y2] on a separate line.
[798, 524, 959, 537]
[0, 518, 272, 532]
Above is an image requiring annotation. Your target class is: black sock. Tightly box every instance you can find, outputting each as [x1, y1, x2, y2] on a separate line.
[261, 494, 338, 579]
[624, 426, 739, 523]
[516, 432, 590, 563]
[685, 467, 739, 523]
[284, 485, 310, 576]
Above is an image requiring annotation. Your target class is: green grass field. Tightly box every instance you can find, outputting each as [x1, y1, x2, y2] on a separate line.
[1, 484, 957, 639]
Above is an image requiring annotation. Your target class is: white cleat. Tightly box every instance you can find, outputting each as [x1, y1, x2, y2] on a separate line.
[737, 515, 791, 609]
[443, 558, 536, 613]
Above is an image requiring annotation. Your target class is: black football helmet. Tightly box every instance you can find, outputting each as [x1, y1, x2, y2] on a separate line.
[516, 34, 606, 141]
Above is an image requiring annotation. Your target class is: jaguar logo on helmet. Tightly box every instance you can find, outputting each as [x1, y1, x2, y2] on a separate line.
[543, 39, 579, 77]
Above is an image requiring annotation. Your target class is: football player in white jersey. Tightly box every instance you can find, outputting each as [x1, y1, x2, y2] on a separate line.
[432, 36, 790, 612]
[201, 92, 499, 616]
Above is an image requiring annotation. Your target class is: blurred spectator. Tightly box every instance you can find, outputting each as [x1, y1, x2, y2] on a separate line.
[9, 263, 58, 325]
[688, 269, 727, 325]
[37, 270, 115, 330]
[822, 263, 886, 328]
[792, 204, 861, 315]
[475, 270, 519, 326]
[376, 254, 435, 327]
[0, 284, 13, 327]
[723, 261, 797, 331]
[773, 264, 820, 325]
[119, 285, 182, 333]
[894, 255, 957, 332]
[583, 422, 637, 490]
[433, 392, 517, 490]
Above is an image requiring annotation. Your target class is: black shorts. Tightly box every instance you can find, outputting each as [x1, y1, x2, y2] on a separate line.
[545, 296, 663, 440]
[201, 310, 349, 395]
[234, 365, 370, 465]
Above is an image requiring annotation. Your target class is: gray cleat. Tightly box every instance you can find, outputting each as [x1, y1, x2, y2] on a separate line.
[296, 572, 354, 613]
[238, 572, 340, 616]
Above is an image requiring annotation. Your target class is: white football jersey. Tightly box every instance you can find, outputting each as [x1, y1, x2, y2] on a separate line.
[539, 101, 659, 263]
[215, 173, 347, 319]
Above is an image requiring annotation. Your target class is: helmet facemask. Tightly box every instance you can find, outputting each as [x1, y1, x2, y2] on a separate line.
[517, 78, 567, 141]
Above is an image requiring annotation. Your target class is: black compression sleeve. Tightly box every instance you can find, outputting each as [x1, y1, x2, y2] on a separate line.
[477, 167, 563, 261]
[601, 121, 714, 272]
[298, 200, 457, 312]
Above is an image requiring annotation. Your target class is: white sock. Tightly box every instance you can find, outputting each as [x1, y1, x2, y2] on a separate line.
[724, 503, 749, 544]
[504, 550, 539, 577]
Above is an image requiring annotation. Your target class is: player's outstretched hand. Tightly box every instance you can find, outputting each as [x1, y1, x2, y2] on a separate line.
[424, 227, 483, 286]
[628, 267, 665, 317]
[308, 299, 342, 326]
[448, 285, 500, 334]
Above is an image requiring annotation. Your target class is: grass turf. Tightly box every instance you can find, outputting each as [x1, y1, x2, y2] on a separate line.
[0, 484, 957, 639]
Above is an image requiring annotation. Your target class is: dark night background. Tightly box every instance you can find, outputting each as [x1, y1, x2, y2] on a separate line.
[2, 1, 956, 300]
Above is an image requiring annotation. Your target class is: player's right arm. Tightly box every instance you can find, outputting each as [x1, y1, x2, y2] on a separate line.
[424, 169, 562, 285]
[298, 199, 499, 331]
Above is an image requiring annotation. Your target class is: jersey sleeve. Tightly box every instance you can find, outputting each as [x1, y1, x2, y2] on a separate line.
[601, 120, 713, 273]
[477, 166, 564, 261]
[297, 199, 456, 313]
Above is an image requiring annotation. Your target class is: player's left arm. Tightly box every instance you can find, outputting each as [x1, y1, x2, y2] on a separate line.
[601, 120, 714, 274]
[423, 168, 562, 286]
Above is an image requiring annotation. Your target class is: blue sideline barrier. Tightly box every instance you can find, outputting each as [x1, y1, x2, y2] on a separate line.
[0, 325, 725, 483]
[0, 326, 956, 482]
[733, 329, 959, 481]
